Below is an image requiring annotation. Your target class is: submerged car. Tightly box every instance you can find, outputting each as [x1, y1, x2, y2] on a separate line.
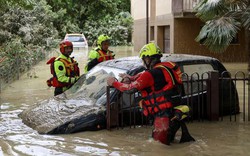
[19, 54, 239, 134]
[64, 33, 88, 49]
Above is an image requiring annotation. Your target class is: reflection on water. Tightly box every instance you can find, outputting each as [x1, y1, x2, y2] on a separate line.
[0, 46, 250, 156]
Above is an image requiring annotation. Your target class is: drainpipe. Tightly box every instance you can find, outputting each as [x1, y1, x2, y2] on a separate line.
[247, 27, 250, 121]
[146, 0, 149, 44]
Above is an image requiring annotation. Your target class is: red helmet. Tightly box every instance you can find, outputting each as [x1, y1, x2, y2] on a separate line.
[60, 40, 73, 54]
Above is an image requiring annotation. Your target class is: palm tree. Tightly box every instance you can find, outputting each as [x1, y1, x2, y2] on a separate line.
[195, 0, 250, 120]
[195, 0, 250, 69]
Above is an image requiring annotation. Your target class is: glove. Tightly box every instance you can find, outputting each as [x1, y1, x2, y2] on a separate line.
[46, 78, 53, 87]
[119, 73, 131, 79]
[75, 76, 79, 81]
[121, 77, 131, 84]
[107, 77, 116, 86]
[70, 76, 79, 84]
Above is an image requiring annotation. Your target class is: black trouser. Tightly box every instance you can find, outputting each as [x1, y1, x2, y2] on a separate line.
[54, 87, 63, 96]
[169, 119, 195, 143]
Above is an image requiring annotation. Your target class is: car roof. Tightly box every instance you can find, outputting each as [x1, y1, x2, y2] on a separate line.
[99, 53, 220, 71]
[66, 33, 84, 36]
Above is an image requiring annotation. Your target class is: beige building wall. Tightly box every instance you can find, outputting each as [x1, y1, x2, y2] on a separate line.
[131, 0, 147, 20]
[131, 0, 148, 51]
[154, 14, 173, 53]
[131, 0, 173, 52]
[173, 18, 247, 62]
[156, 0, 172, 15]
[131, 0, 247, 62]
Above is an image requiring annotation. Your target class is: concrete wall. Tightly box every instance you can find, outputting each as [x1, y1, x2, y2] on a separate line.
[156, 0, 172, 15]
[155, 14, 173, 53]
[132, 19, 147, 52]
[132, 0, 173, 52]
[131, 0, 147, 20]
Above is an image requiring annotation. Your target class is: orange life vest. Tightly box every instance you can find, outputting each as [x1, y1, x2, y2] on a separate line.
[46, 57, 80, 88]
[141, 62, 183, 116]
[96, 49, 114, 63]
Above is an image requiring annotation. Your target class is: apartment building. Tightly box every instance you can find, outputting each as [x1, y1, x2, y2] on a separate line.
[131, 0, 247, 62]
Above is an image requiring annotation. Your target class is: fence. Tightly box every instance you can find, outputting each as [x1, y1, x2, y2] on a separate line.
[0, 47, 53, 92]
[106, 71, 249, 130]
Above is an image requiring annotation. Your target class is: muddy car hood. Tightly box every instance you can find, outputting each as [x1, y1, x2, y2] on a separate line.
[19, 75, 106, 134]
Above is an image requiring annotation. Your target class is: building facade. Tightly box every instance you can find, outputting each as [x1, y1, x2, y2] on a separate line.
[131, 0, 247, 62]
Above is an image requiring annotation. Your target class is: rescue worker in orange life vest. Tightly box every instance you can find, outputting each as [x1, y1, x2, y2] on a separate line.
[107, 43, 195, 145]
[84, 34, 115, 73]
[46, 40, 80, 96]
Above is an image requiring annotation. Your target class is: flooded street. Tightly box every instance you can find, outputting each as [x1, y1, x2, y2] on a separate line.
[1, 46, 250, 156]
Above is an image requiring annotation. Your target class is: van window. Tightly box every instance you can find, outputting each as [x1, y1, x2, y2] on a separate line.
[182, 64, 215, 94]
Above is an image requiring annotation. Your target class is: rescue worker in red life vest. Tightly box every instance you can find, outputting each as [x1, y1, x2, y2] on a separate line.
[107, 43, 195, 145]
[84, 34, 115, 73]
[46, 40, 80, 96]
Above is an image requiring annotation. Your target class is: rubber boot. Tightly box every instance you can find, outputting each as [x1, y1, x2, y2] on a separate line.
[152, 117, 170, 145]
[179, 121, 195, 143]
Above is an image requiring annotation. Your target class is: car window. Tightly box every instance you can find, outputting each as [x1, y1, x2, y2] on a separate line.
[182, 64, 215, 94]
[64, 65, 128, 106]
[66, 36, 85, 42]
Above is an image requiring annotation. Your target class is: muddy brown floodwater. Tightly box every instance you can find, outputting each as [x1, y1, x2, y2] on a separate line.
[0, 46, 250, 156]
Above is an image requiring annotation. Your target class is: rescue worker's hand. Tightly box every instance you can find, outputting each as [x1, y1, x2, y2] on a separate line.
[46, 78, 53, 87]
[121, 77, 131, 84]
[107, 77, 116, 86]
[76, 76, 79, 81]
[119, 73, 131, 79]
[119, 73, 131, 84]
[74, 76, 79, 83]
[46, 79, 52, 87]
[70, 76, 79, 84]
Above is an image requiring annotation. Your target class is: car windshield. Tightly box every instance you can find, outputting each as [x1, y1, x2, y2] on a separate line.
[66, 35, 85, 42]
[64, 65, 127, 106]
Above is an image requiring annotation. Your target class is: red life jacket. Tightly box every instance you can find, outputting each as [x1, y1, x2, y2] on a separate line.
[46, 57, 80, 88]
[141, 62, 183, 116]
[96, 49, 114, 63]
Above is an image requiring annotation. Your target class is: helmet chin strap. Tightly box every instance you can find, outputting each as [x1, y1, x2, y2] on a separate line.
[143, 58, 152, 70]
[143, 57, 160, 70]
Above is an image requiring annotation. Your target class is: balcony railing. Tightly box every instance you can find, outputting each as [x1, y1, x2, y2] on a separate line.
[172, 0, 201, 16]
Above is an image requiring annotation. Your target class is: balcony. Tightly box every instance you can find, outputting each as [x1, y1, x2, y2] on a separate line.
[172, 0, 201, 18]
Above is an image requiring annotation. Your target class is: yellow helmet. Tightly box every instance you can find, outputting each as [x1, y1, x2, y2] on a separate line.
[97, 34, 110, 46]
[139, 42, 162, 58]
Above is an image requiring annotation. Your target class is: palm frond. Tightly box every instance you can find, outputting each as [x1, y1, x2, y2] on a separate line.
[195, 0, 228, 21]
[195, 16, 241, 52]
[241, 6, 250, 29]
[226, 0, 248, 11]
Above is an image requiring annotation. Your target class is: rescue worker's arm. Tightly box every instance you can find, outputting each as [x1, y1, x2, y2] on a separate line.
[85, 50, 100, 71]
[54, 61, 77, 84]
[119, 72, 142, 81]
[109, 50, 115, 59]
[108, 71, 154, 93]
